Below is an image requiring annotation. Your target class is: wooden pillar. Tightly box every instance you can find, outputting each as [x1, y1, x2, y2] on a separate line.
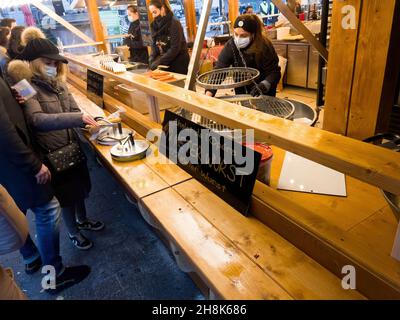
[323, 0, 361, 135]
[85, 0, 107, 53]
[324, 0, 400, 140]
[228, 0, 239, 26]
[183, 0, 197, 42]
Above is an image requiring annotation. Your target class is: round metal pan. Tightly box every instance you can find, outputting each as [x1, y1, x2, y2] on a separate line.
[110, 140, 150, 162]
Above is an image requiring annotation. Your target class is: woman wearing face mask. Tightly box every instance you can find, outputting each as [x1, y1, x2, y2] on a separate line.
[124, 5, 149, 64]
[148, 0, 190, 74]
[205, 14, 281, 97]
[7, 38, 105, 251]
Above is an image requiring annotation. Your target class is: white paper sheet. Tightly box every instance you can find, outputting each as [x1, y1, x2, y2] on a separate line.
[278, 152, 347, 196]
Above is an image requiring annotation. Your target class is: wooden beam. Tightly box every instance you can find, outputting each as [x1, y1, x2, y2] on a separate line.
[30, 0, 96, 44]
[323, 0, 362, 135]
[228, 0, 239, 27]
[347, 0, 400, 139]
[64, 53, 400, 195]
[271, 0, 329, 62]
[85, 0, 108, 53]
[183, 0, 197, 42]
[184, 0, 213, 91]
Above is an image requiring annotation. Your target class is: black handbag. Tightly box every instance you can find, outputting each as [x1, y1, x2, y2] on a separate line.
[44, 133, 87, 173]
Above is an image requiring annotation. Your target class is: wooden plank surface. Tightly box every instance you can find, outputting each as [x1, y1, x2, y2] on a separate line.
[347, 0, 399, 139]
[173, 179, 365, 300]
[70, 83, 191, 192]
[141, 188, 293, 300]
[64, 53, 400, 195]
[323, 0, 361, 135]
[269, 146, 388, 231]
[252, 182, 400, 299]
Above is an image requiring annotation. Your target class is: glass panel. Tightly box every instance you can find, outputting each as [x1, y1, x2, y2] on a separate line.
[169, 0, 188, 40]
[0, 0, 97, 55]
[195, 0, 230, 37]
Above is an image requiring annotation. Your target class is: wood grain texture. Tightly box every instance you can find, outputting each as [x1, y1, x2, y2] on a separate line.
[173, 179, 365, 300]
[141, 188, 293, 300]
[323, 0, 361, 135]
[347, 0, 398, 139]
[252, 182, 400, 299]
[85, 0, 108, 53]
[64, 53, 400, 195]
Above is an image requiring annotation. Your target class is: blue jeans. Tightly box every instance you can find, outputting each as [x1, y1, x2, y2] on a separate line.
[19, 197, 63, 274]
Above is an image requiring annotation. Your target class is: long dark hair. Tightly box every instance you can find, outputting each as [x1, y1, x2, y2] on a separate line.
[149, 0, 172, 15]
[237, 14, 271, 65]
[0, 27, 10, 48]
[7, 26, 25, 59]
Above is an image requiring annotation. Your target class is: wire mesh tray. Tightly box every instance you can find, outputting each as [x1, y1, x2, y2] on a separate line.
[196, 67, 260, 90]
[220, 95, 295, 119]
[174, 108, 233, 135]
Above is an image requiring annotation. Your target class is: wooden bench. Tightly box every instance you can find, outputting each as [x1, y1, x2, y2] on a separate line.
[71, 85, 365, 300]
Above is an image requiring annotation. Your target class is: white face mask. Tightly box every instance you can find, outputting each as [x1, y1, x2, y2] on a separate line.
[234, 36, 251, 49]
[128, 16, 135, 23]
[45, 66, 57, 78]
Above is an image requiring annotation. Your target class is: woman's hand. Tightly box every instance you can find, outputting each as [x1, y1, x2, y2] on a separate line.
[35, 164, 51, 184]
[205, 91, 213, 97]
[82, 114, 99, 127]
[10, 88, 26, 105]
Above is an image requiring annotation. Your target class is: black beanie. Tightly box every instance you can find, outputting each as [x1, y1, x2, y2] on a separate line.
[20, 38, 68, 63]
[233, 16, 258, 34]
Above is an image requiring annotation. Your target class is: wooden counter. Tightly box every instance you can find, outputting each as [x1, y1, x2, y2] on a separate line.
[72, 83, 365, 300]
[66, 56, 400, 299]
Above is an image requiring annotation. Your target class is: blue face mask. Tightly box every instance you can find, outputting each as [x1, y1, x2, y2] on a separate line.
[45, 65, 57, 78]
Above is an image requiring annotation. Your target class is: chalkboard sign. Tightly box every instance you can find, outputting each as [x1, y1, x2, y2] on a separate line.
[161, 110, 261, 216]
[137, 0, 153, 47]
[86, 69, 104, 108]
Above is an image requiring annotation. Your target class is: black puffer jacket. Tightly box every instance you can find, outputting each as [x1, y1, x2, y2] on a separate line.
[0, 77, 53, 212]
[124, 20, 149, 64]
[209, 38, 281, 96]
[150, 12, 189, 74]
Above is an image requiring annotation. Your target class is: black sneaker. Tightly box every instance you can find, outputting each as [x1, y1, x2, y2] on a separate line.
[45, 265, 91, 295]
[25, 256, 42, 275]
[68, 233, 93, 250]
[77, 219, 105, 231]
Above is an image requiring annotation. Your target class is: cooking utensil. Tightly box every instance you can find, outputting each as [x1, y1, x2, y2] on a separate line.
[219, 95, 295, 119]
[196, 67, 260, 90]
[110, 134, 150, 162]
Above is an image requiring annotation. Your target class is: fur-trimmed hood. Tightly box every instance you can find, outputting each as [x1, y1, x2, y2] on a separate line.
[7, 59, 33, 84]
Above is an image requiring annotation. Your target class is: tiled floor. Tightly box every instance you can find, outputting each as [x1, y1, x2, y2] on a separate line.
[0, 143, 204, 300]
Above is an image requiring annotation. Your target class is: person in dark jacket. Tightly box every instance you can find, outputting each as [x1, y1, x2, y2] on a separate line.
[9, 38, 104, 251]
[7, 26, 25, 60]
[0, 27, 10, 79]
[0, 76, 90, 294]
[148, 0, 190, 74]
[124, 5, 149, 64]
[206, 14, 281, 97]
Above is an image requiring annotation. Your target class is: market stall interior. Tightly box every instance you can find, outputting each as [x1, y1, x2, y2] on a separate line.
[1, 0, 400, 300]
